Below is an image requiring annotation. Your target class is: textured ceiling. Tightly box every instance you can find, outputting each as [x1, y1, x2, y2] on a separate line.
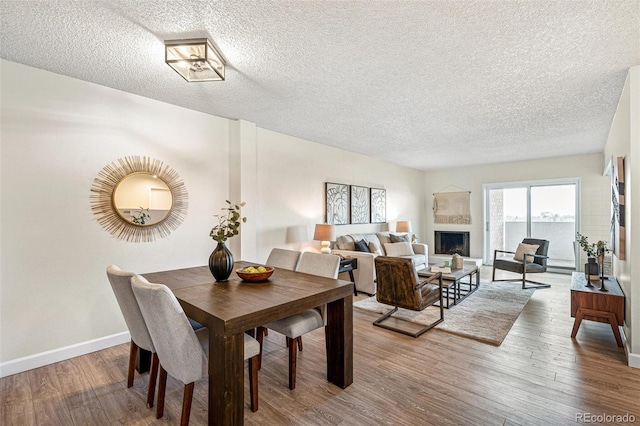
[1, 1, 639, 170]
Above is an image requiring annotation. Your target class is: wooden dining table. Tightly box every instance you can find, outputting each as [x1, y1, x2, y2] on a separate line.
[142, 261, 354, 425]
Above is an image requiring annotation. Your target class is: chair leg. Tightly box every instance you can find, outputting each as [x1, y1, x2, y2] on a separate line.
[373, 306, 443, 338]
[248, 356, 259, 412]
[297, 336, 303, 351]
[287, 337, 298, 390]
[492, 264, 496, 281]
[156, 365, 168, 419]
[146, 352, 159, 408]
[127, 340, 138, 388]
[181, 382, 194, 426]
[256, 326, 266, 370]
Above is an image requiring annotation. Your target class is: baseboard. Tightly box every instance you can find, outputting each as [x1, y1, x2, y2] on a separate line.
[0, 331, 130, 378]
[628, 352, 640, 369]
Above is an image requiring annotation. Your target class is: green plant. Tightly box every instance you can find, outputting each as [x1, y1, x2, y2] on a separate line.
[210, 201, 247, 243]
[131, 207, 151, 225]
[576, 232, 610, 258]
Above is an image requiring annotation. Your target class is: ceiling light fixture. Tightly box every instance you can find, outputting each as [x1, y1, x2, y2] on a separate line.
[164, 38, 225, 82]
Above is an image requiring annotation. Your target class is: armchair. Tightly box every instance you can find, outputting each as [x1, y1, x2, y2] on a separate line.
[373, 257, 444, 338]
[492, 238, 551, 289]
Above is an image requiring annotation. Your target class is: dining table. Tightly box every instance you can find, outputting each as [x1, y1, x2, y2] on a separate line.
[142, 261, 354, 425]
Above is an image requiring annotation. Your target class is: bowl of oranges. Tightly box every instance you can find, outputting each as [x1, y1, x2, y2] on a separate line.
[236, 265, 275, 282]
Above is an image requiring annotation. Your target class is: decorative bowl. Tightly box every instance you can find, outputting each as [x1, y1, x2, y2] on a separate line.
[236, 266, 275, 282]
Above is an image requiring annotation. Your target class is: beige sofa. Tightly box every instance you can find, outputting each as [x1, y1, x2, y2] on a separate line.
[333, 232, 428, 295]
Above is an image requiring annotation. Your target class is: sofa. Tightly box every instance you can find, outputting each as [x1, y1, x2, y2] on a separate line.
[332, 232, 428, 295]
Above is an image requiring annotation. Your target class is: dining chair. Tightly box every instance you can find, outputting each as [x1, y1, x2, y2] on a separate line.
[266, 248, 301, 270]
[106, 265, 159, 409]
[257, 251, 340, 390]
[262, 248, 302, 339]
[131, 275, 260, 424]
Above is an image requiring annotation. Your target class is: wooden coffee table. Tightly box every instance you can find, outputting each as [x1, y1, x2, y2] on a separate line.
[418, 263, 480, 308]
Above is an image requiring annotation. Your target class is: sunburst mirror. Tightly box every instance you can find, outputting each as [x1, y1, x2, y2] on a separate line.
[91, 156, 188, 242]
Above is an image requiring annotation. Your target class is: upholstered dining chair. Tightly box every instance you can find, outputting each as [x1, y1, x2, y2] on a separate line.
[374, 257, 444, 338]
[492, 238, 551, 289]
[106, 265, 159, 409]
[131, 275, 260, 424]
[266, 248, 301, 270]
[257, 251, 340, 390]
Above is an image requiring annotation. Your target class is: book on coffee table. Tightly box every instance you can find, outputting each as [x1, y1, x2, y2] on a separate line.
[430, 266, 452, 273]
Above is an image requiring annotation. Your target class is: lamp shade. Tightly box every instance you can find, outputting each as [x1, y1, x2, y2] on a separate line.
[313, 224, 336, 242]
[396, 220, 412, 233]
[165, 38, 225, 82]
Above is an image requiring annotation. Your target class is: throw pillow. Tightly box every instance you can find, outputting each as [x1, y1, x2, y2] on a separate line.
[390, 233, 410, 243]
[514, 243, 539, 261]
[368, 241, 383, 255]
[354, 239, 371, 253]
[384, 242, 415, 257]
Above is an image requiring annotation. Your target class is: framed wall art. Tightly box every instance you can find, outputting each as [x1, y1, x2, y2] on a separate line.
[325, 182, 349, 225]
[370, 188, 386, 223]
[611, 156, 625, 260]
[350, 185, 370, 224]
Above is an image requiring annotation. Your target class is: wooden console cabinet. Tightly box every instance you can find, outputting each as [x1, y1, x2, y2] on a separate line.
[570, 272, 624, 347]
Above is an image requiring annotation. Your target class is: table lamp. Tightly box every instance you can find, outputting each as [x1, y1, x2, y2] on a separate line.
[314, 224, 336, 254]
[396, 220, 412, 233]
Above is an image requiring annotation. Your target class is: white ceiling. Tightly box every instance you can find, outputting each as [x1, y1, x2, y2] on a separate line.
[1, 1, 639, 170]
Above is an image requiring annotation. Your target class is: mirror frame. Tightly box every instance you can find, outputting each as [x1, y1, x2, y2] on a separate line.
[91, 156, 188, 242]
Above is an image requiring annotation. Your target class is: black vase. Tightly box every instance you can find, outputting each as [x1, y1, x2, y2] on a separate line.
[209, 242, 234, 282]
[585, 257, 599, 283]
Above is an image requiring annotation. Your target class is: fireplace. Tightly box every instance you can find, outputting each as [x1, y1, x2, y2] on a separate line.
[434, 231, 470, 257]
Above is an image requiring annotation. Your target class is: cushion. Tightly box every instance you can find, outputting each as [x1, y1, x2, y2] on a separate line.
[368, 241, 383, 255]
[390, 233, 410, 243]
[514, 243, 539, 261]
[335, 235, 356, 251]
[400, 254, 426, 266]
[384, 242, 415, 257]
[354, 239, 371, 253]
[376, 232, 392, 248]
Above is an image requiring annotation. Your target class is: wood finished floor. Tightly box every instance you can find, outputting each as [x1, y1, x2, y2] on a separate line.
[2, 267, 639, 425]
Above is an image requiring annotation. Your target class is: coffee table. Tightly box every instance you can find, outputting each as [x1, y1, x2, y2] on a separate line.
[418, 263, 480, 308]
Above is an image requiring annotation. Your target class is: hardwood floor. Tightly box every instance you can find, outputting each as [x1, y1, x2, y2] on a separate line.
[2, 267, 639, 425]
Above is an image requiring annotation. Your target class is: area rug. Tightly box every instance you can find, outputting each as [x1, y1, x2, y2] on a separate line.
[353, 281, 534, 345]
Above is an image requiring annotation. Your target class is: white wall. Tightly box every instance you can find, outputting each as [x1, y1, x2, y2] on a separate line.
[251, 128, 425, 262]
[0, 60, 426, 371]
[0, 60, 230, 364]
[422, 154, 611, 261]
[604, 65, 639, 361]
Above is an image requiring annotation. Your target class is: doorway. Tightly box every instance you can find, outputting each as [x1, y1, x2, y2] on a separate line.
[483, 179, 579, 270]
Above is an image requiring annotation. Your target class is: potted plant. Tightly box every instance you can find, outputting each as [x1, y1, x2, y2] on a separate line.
[209, 201, 246, 281]
[576, 232, 610, 281]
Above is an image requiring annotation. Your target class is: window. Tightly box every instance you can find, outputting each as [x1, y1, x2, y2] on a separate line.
[484, 179, 579, 270]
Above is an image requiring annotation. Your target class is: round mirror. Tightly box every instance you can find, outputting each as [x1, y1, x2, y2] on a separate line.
[113, 172, 173, 226]
[91, 156, 188, 242]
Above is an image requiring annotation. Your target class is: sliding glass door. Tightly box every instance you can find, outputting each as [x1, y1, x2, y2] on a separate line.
[484, 179, 579, 270]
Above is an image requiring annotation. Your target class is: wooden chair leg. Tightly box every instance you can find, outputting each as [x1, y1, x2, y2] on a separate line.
[288, 337, 298, 390]
[297, 336, 303, 351]
[248, 356, 259, 412]
[180, 382, 194, 426]
[156, 365, 168, 419]
[127, 340, 138, 388]
[256, 326, 266, 370]
[146, 352, 159, 408]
